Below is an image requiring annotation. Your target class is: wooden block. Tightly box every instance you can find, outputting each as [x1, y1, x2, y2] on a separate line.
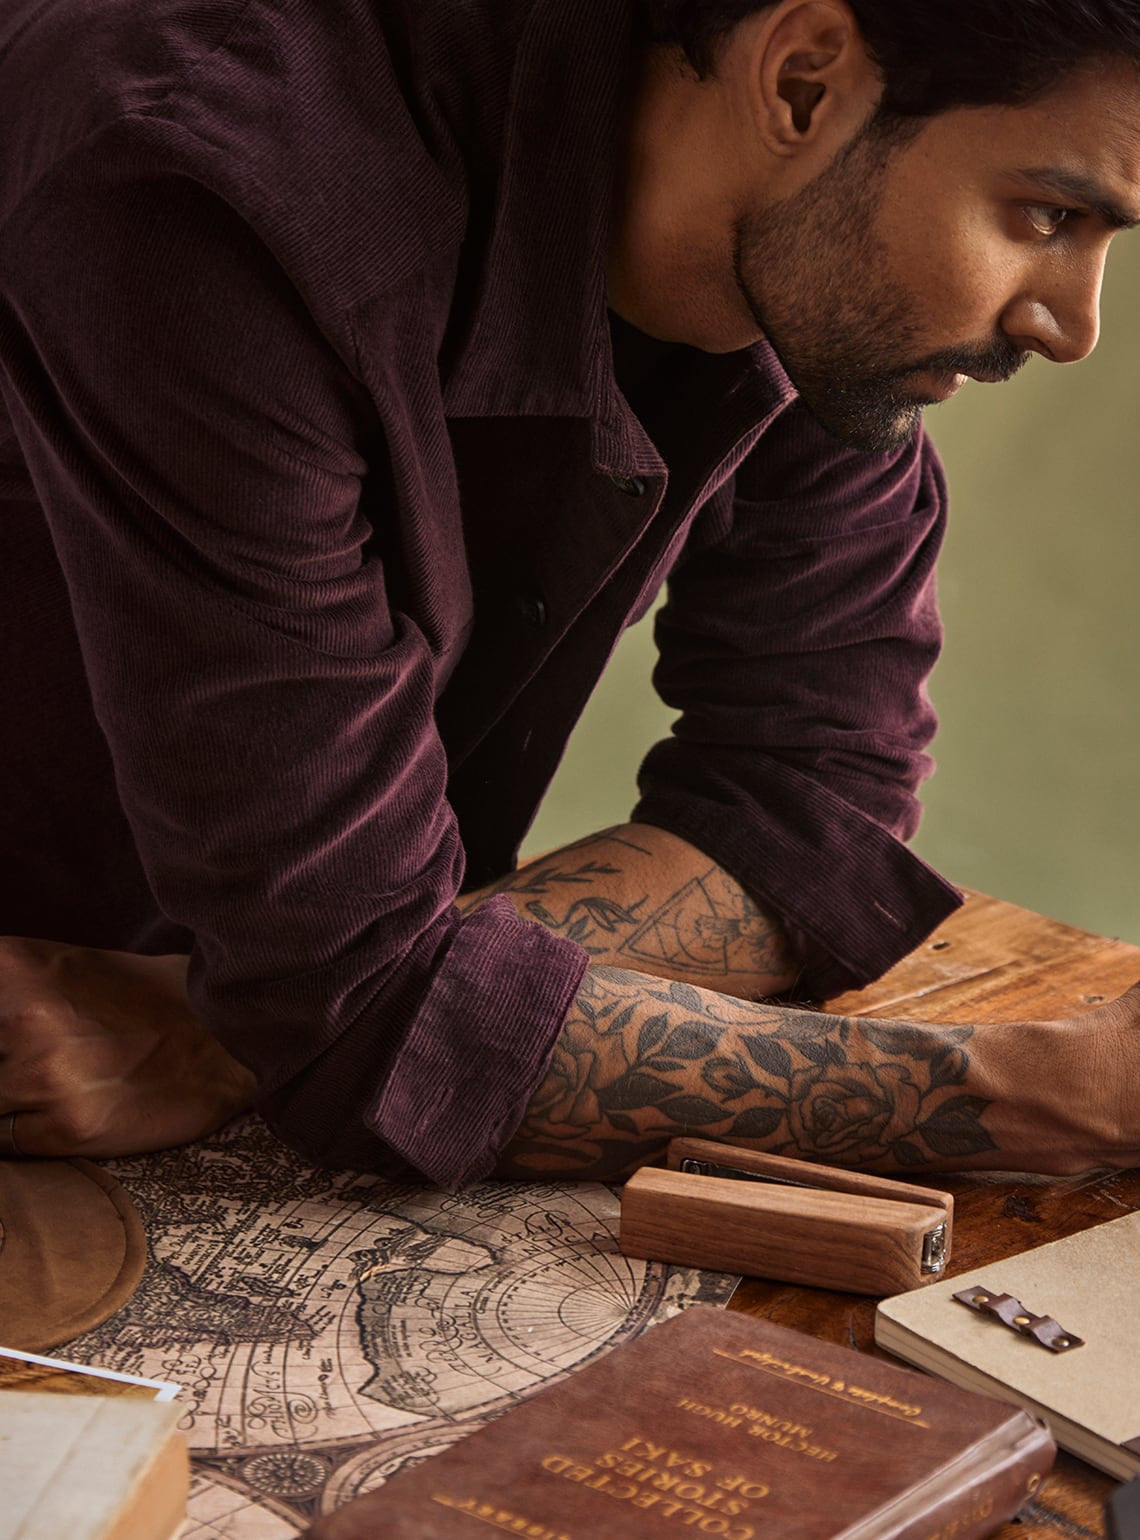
[0, 1392, 187, 1540]
[620, 1166, 948, 1295]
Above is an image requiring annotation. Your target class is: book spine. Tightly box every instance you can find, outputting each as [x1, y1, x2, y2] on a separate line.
[881, 1428, 1055, 1540]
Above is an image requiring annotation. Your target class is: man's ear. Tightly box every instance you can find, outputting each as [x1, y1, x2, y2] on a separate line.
[748, 0, 880, 156]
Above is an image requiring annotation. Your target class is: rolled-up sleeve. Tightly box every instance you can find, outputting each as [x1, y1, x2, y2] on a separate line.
[632, 399, 962, 998]
[0, 145, 587, 1186]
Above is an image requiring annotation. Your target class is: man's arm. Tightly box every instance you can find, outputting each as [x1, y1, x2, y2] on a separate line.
[0, 155, 589, 1186]
[3, 909, 1136, 1178]
[466, 825, 1140, 1181]
[1, 820, 787, 1160]
[461, 823, 798, 1001]
[624, 402, 964, 1003]
[497, 962, 1140, 1180]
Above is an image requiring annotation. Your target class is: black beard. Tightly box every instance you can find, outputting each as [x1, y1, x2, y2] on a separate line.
[733, 129, 1027, 453]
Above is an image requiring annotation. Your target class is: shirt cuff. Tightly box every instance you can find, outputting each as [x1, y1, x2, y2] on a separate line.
[258, 897, 589, 1188]
[632, 746, 961, 1000]
[366, 897, 590, 1187]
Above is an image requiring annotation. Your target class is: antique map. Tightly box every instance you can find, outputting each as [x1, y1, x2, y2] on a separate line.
[61, 1117, 735, 1536]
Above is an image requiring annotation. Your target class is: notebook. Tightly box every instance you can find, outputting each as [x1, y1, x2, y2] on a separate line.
[875, 1210, 1140, 1480]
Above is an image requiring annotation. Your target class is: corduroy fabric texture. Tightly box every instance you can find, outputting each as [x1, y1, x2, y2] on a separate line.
[0, 0, 960, 1186]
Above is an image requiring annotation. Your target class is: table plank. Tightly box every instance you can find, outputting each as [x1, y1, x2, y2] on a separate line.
[830, 890, 1140, 1023]
[727, 893, 1140, 1540]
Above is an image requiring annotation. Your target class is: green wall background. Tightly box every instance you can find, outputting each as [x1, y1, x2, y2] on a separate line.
[526, 240, 1140, 946]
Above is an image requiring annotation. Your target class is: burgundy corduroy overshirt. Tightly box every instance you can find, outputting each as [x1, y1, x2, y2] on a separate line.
[0, 0, 961, 1183]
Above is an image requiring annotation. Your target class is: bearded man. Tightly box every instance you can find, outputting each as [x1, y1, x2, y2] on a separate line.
[1, 0, 1137, 1183]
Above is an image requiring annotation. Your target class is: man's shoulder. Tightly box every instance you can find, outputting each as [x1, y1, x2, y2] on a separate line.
[1, 0, 545, 306]
[1, 0, 244, 213]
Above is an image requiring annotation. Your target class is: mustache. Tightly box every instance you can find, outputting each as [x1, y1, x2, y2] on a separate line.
[898, 337, 1031, 384]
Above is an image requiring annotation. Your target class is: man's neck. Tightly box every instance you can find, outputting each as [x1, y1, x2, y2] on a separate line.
[606, 45, 766, 353]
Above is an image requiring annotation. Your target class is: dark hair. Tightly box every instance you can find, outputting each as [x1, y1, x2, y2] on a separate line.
[639, 1, 1140, 120]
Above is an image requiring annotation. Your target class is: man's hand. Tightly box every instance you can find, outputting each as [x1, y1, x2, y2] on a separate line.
[0, 937, 256, 1158]
[977, 980, 1140, 1173]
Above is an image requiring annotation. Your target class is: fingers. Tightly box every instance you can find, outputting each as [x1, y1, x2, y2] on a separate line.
[0, 952, 88, 1156]
[0, 1106, 76, 1160]
[0, 1109, 22, 1158]
[0, 1088, 116, 1157]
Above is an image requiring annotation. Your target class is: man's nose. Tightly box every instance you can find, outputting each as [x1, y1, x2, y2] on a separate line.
[1001, 256, 1105, 364]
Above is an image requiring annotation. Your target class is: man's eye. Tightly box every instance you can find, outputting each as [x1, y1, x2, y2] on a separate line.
[1024, 205, 1072, 236]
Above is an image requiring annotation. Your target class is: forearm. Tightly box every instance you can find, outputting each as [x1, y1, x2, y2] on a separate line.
[498, 964, 1139, 1181]
[462, 822, 798, 1001]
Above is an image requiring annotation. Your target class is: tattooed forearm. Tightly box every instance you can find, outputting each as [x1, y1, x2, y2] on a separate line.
[485, 840, 1140, 1181]
[497, 965, 997, 1181]
[472, 857, 650, 952]
[619, 866, 785, 978]
[462, 823, 797, 998]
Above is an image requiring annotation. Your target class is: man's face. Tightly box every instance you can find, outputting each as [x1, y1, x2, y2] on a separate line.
[734, 61, 1140, 452]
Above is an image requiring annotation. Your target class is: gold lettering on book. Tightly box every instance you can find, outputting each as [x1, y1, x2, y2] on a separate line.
[675, 1397, 744, 1429]
[727, 1403, 812, 1437]
[715, 1348, 929, 1428]
[673, 1396, 838, 1462]
[615, 1439, 713, 1477]
[432, 1491, 572, 1538]
[539, 1443, 767, 1535]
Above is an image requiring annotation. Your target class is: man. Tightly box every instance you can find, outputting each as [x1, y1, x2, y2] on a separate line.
[0, 0, 1137, 1185]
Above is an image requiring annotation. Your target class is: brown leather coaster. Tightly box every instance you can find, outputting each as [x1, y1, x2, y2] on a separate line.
[0, 1159, 146, 1351]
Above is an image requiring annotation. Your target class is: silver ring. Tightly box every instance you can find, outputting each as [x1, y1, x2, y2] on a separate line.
[1, 1111, 23, 1158]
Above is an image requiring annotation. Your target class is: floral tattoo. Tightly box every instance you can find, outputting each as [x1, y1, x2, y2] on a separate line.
[500, 969, 996, 1179]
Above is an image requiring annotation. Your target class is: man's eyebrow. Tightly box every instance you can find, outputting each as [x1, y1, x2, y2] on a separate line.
[1013, 165, 1140, 230]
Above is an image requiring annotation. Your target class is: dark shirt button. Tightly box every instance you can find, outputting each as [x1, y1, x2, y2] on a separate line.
[515, 593, 547, 629]
[608, 474, 647, 496]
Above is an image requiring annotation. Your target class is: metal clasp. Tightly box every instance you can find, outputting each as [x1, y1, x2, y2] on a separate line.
[678, 1157, 814, 1190]
[921, 1223, 949, 1275]
[952, 1285, 1084, 1351]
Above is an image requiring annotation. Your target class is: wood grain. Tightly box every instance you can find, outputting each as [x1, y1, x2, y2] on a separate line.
[622, 1165, 945, 1294]
[727, 890, 1140, 1540]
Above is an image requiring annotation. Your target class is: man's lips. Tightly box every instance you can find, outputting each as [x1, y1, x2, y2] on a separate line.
[913, 368, 968, 402]
[910, 364, 1018, 402]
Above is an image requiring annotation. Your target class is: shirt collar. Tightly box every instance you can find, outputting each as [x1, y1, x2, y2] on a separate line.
[441, 0, 796, 473]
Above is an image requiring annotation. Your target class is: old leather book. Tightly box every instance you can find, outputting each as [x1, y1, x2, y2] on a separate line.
[0, 1391, 187, 1540]
[876, 1209, 1140, 1481]
[303, 1306, 1054, 1540]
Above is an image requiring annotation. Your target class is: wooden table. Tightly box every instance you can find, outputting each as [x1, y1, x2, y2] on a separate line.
[727, 890, 1140, 1540]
